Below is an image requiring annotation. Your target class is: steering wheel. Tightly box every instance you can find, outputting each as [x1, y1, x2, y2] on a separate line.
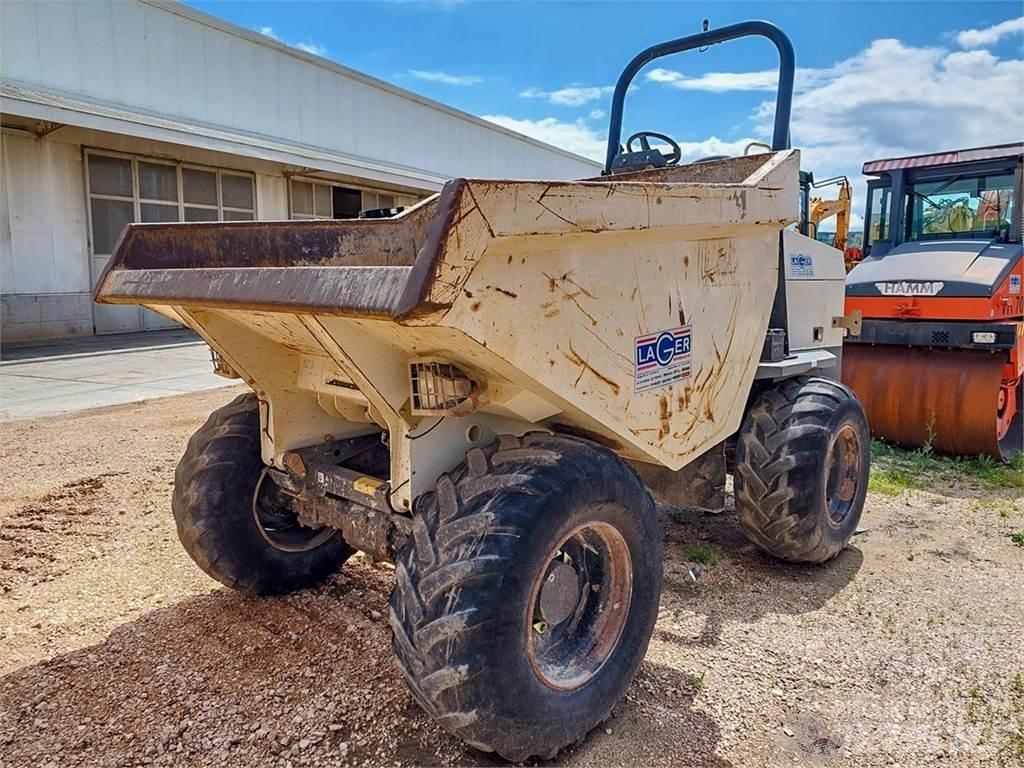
[625, 131, 682, 165]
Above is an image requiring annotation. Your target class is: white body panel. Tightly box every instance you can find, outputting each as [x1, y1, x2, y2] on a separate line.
[782, 230, 847, 352]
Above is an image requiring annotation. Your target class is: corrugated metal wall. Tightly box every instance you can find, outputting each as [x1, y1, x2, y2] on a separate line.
[0, 133, 93, 340]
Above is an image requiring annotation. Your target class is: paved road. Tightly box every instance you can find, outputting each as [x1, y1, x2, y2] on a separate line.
[1, 329, 236, 421]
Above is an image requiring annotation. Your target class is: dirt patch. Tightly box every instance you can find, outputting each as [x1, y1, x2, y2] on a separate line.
[1, 387, 1022, 767]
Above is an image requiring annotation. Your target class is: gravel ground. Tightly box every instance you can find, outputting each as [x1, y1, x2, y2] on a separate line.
[1, 386, 1022, 768]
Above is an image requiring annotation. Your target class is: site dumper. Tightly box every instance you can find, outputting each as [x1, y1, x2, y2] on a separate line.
[95, 22, 869, 761]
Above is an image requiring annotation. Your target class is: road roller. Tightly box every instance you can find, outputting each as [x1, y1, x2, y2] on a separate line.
[94, 21, 872, 761]
[844, 143, 1023, 459]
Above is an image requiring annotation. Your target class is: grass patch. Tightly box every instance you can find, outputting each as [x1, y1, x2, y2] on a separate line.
[685, 671, 706, 689]
[953, 453, 1024, 489]
[868, 439, 1024, 495]
[973, 497, 1017, 517]
[868, 465, 920, 496]
[1011, 532, 1024, 548]
[685, 545, 715, 565]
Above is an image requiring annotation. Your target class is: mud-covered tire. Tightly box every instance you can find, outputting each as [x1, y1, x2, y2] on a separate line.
[172, 392, 353, 595]
[735, 376, 869, 563]
[388, 433, 662, 762]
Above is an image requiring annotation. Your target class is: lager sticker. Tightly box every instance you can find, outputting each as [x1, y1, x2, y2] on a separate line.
[789, 254, 814, 277]
[634, 326, 692, 393]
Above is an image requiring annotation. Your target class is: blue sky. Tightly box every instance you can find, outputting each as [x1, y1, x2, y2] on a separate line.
[188, 1, 1024, 224]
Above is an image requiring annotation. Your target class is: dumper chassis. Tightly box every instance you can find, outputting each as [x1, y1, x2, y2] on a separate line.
[97, 22, 869, 761]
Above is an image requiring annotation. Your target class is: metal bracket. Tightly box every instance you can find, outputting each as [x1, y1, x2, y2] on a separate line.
[754, 349, 838, 380]
[832, 309, 863, 336]
[276, 434, 409, 560]
[209, 348, 240, 379]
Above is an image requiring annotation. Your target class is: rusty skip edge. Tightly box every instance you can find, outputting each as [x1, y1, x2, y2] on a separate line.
[92, 180, 466, 321]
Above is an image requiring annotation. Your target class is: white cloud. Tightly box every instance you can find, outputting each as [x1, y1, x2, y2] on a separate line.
[778, 39, 1024, 154]
[295, 42, 328, 56]
[646, 67, 779, 92]
[408, 69, 483, 86]
[956, 16, 1024, 48]
[481, 116, 608, 161]
[257, 25, 327, 57]
[590, 108, 606, 120]
[645, 65, 839, 93]
[481, 114, 763, 166]
[749, 36, 1024, 231]
[520, 85, 614, 107]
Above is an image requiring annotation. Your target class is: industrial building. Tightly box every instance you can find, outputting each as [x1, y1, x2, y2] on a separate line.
[0, 0, 599, 342]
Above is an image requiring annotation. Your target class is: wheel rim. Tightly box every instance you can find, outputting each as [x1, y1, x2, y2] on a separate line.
[252, 468, 336, 553]
[526, 516, 633, 691]
[824, 423, 862, 526]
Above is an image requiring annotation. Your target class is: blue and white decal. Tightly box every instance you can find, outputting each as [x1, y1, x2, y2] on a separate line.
[1010, 274, 1021, 294]
[789, 254, 814, 278]
[634, 326, 692, 393]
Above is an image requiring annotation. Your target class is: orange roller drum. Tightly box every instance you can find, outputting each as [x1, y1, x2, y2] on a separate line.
[842, 345, 1013, 458]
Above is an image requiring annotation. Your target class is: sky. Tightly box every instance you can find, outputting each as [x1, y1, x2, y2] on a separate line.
[187, 1, 1024, 227]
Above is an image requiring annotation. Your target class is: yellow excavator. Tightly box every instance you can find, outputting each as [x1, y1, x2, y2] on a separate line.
[800, 172, 859, 268]
[745, 142, 858, 269]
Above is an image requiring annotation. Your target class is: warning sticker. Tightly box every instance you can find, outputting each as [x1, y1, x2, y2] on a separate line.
[789, 254, 814, 277]
[1011, 275, 1021, 294]
[635, 326, 692, 393]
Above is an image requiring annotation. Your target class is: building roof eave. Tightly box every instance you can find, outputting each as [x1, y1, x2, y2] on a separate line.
[1, 80, 450, 191]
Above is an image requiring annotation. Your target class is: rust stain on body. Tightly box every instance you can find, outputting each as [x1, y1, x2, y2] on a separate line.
[543, 272, 598, 326]
[564, 341, 621, 396]
[487, 285, 518, 298]
[658, 395, 673, 441]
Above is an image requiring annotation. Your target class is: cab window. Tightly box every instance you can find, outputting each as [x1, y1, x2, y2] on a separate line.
[864, 184, 891, 250]
[906, 172, 1017, 240]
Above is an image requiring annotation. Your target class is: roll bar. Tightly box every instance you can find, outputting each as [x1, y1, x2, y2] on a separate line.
[603, 20, 795, 174]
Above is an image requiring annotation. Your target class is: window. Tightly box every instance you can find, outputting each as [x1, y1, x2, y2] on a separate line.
[86, 151, 257, 335]
[222, 172, 255, 218]
[290, 179, 418, 220]
[183, 168, 218, 221]
[87, 155, 134, 255]
[86, 152, 256, 240]
[291, 180, 337, 219]
[906, 172, 1017, 240]
[335, 187, 362, 218]
[865, 184, 891, 248]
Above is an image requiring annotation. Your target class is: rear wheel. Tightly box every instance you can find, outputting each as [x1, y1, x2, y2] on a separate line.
[172, 392, 353, 595]
[735, 376, 869, 563]
[388, 433, 661, 761]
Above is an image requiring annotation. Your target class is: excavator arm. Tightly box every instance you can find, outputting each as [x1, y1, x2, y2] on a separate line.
[808, 178, 851, 250]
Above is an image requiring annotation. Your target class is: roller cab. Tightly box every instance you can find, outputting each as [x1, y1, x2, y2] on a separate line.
[844, 143, 1024, 458]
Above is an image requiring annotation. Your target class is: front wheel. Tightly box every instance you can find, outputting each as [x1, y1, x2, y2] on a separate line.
[172, 392, 354, 595]
[735, 376, 869, 563]
[388, 433, 662, 762]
